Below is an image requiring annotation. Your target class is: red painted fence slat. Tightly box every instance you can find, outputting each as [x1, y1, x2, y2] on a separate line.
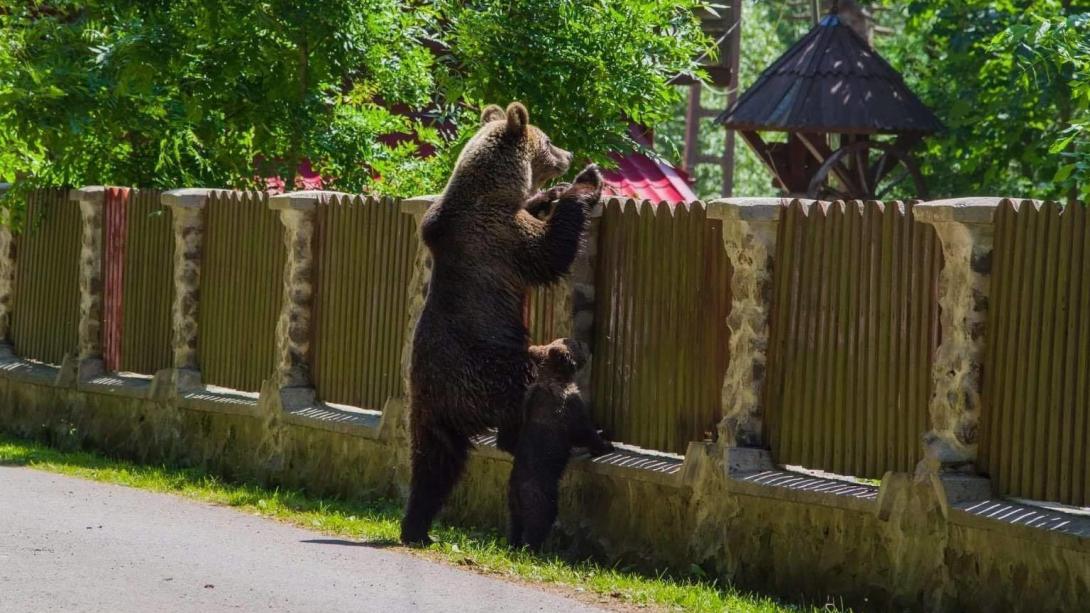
[102, 187, 130, 372]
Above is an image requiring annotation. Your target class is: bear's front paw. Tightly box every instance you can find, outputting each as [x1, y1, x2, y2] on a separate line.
[573, 164, 602, 190]
[525, 183, 572, 218]
[561, 165, 602, 210]
[588, 439, 615, 457]
[545, 183, 571, 200]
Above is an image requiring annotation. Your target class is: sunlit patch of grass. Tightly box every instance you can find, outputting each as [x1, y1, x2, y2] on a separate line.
[0, 435, 842, 612]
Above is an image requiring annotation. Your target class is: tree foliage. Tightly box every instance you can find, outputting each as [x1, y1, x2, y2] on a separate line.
[991, 11, 1090, 200]
[662, 1, 1090, 201]
[0, 1, 451, 195]
[655, 0, 799, 199]
[0, 1, 713, 199]
[888, 0, 1090, 201]
[438, 0, 712, 165]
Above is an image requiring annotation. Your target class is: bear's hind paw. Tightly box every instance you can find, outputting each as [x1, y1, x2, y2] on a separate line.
[399, 528, 434, 548]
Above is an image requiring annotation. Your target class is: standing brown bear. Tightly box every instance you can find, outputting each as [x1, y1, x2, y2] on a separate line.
[401, 102, 602, 545]
[508, 338, 614, 551]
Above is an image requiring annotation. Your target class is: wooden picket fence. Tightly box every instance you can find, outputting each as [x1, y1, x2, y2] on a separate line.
[100, 188, 175, 374]
[11, 189, 80, 365]
[764, 200, 941, 478]
[525, 283, 571, 345]
[311, 195, 417, 410]
[9, 185, 1090, 511]
[982, 200, 1090, 506]
[198, 191, 284, 392]
[590, 198, 732, 454]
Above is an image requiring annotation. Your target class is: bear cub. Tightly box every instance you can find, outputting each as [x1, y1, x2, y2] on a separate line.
[508, 338, 614, 551]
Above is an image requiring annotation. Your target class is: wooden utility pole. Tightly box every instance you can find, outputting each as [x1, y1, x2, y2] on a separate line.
[682, 1, 743, 197]
[722, 0, 743, 196]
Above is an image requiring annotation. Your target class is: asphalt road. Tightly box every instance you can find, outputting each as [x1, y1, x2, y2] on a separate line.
[0, 467, 601, 613]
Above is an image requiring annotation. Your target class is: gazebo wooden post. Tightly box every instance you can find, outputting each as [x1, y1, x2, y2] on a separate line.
[739, 131, 789, 192]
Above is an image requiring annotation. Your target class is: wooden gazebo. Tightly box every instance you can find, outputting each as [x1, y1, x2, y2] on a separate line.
[717, 5, 942, 200]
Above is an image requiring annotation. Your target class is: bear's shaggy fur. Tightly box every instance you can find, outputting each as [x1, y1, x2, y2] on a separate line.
[508, 339, 613, 551]
[400, 102, 603, 545]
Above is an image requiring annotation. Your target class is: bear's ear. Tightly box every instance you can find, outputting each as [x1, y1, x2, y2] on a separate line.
[480, 104, 505, 126]
[546, 344, 575, 374]
[528, 345, 549, 367]
[505, 102, 529, 134]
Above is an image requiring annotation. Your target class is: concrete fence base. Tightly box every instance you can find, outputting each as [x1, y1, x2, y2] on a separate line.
[1, 355, 1087, 612]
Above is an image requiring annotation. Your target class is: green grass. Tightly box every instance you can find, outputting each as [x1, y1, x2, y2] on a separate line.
[0, 435, 836, 612]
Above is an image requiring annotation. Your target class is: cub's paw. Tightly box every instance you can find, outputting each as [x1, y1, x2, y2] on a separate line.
[588, 439, 615, 457]
[545, 182, 571, 200]
[400, 533, 434, 548]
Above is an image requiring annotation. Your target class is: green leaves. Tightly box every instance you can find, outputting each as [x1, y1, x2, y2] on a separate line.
[437, 0, 713, 166]
[888, 1, 1090, 201]
[1, 1, 714, 198]
[0, 0, 442, 195]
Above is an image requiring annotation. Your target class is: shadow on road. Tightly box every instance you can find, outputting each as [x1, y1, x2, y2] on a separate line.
[301, 538, 399, 549]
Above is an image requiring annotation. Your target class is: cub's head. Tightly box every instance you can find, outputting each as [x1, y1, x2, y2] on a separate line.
[529, 338, 587, 382]
[448, 102, 572, 201]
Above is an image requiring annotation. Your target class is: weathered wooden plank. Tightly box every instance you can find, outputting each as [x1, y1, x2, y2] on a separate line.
[12, 189, 80, 365]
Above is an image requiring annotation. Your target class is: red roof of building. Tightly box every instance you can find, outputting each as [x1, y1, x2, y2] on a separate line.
[264, 159, 324, 193]
[601, 126, 698, 203]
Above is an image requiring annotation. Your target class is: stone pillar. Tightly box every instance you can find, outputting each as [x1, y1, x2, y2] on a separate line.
[913, 198, 1005, 471]
[162, 188, 213, 390]
[70, 186, 106, 378]
[267, 190, 347, 392]
[398, 196, 436, 394]
[705, 198, 786, 448]
[0, 183, 15, 347]
[570, 208, 602, 392]
[386, 195, 437, 491]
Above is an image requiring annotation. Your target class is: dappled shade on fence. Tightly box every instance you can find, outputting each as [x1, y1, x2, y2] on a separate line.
[982, 200, 1090, 506]
[312, 195, 416, 410]
[764, 200, 941, 478]
[198, 191, 283, 392]
[11, 189, 80, 365]
[591, 198, 731, 454]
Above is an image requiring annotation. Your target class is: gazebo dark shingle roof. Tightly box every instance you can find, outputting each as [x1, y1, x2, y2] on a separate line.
[717, 13, 942, 135]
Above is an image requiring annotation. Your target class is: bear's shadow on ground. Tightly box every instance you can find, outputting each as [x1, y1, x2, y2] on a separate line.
[300, 538, 398, 549]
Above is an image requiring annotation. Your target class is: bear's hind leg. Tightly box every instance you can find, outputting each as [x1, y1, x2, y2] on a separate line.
[519, 480, 560, 552]
[496, 421, 521, 454]
[506, 475, 524, 548]
[400, 425, 471, 546]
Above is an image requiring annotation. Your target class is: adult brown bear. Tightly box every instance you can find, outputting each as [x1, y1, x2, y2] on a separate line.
[401, 102, 602, 545]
